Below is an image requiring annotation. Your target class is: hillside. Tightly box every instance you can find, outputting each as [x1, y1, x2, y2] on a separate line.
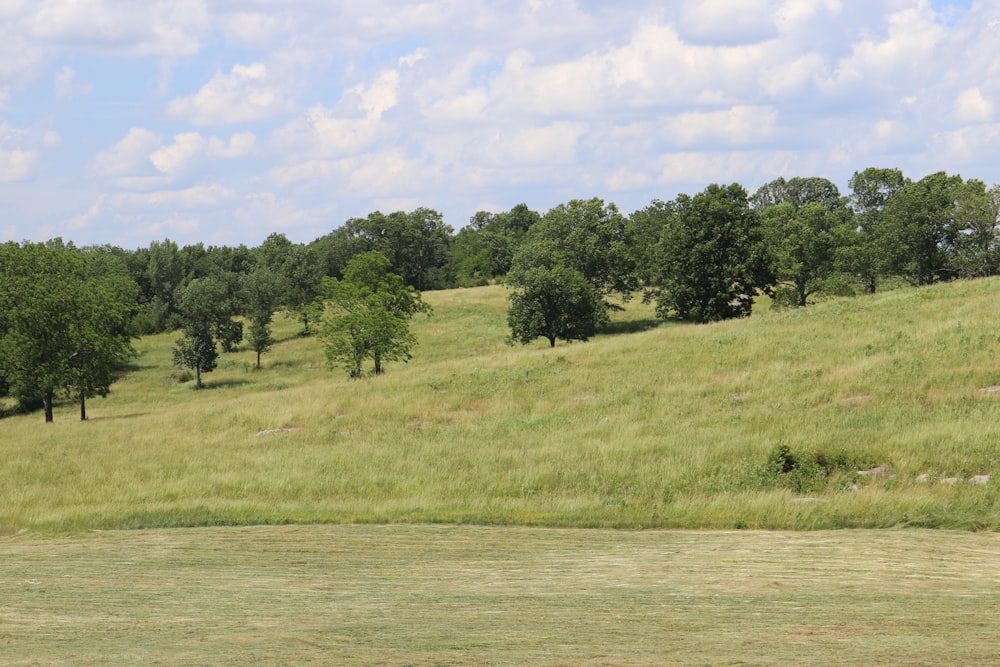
[3, 279, 1000, 533]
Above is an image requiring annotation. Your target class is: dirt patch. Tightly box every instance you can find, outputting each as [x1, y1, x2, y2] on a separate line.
[256, 427, 304, 436]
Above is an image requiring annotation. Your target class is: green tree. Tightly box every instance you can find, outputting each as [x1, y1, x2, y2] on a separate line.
[847, 167, 907, 292]
[652, 183, 773, 323]
[318, 252, 430, 378]
[0, 242, 138, 422]
[949, 180, 1000, 278]
[761, 201, 850, 306]
[529, 198, 637, 303]
[241, 268, 286, 368]
[506, 242, 608, 347]
[880, 171, 965, 285]
[172, 277, 241, 388]
[343, 208, 453, 290]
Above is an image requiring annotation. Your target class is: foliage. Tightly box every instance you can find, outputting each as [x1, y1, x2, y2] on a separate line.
[528, 197, 637, 302]
[241, 268, 285, 368]
[505, 242, 608, 347]
[651, 183, 774, 322]
[761, 201, 851, 306]
[879, 171, 965, 285]
[172, 277, 242, 388]
[0, 242, 138, 421]
[949, 180, 1000, 278]
[342, 208, 454, 290]
[448, 204, 542, 286]
[319, 251, 430, 377]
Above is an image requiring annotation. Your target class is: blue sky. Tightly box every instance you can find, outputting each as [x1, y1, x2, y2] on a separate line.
[0, 0, 997, 248]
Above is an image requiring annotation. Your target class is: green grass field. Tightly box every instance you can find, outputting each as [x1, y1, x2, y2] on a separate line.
[3, 279, 1000, 533]
[3, 525, 1000, 665]
[4, 280, 1000, 663]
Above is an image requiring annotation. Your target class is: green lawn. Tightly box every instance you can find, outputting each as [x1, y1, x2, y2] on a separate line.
[2, 525, 999, 665]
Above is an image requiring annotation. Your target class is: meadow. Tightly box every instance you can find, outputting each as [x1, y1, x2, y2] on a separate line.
[3, 278, 1000, 533]
[4, 279, 1000, 664]
[3, 525, 1000, 665]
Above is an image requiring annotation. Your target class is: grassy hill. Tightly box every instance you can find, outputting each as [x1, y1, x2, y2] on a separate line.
[3, 279, 1000, 533]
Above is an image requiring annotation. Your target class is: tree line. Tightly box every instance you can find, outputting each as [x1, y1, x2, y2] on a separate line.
[2, 167, 998, 419]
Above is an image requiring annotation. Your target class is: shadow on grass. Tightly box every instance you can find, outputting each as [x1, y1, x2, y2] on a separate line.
[89, 412, 150, 421]
[599, 318, 662, 336]
[198, 379, 254, 390]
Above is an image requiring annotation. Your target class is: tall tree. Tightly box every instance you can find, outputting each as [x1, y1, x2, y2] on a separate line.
[652, 184, 773, 323]
[0, 243, 138, 422]
[949, 180, 1000, 278]
[761, 201, 850, 306]
[172, 277, 241, 388]
[242, 268, 286, 368]
[318, 252, 430, 378]
[343, 208, 453, 290]
[880, 171, 964, 285]
[529, 197, 637, 303]
[847, 167, 907, 292]
[506, 242, 608, 347]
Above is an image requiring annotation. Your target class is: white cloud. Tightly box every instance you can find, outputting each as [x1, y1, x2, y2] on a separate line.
[665, 106, 779, 147]
[955, 87, 994, 124]
[680, 0, 779, 43]
[350, 69, 400, 120]
[91, 127, 161, 176]
[219, 11, 287, 49]
[482, 122, 589, 166]
[271, 104, 390, 159]
[149, 132, 204, 175]
[269, 149, 439, 198]
[54, 66, 92, 99]
[208, 131, 256, 158]
[826, 3, 945, 92]
[115, 184, 235, 208]
[166, 62, 296, 125]
[0, 148, 36, 181]
[25, 0, 208, 56]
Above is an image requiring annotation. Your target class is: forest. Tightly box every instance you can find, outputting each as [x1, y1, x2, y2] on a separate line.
[2, 166, 998, 421]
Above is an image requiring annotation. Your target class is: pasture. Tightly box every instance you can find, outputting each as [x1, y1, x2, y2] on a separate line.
[2, 280, 1000, 533]
[3, 525, 1000, 665]
[3, 280, 1000, 663]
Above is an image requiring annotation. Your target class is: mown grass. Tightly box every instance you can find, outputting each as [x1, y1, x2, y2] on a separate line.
[2, 525, 1000, 665]
[3, 279, 1000, 533]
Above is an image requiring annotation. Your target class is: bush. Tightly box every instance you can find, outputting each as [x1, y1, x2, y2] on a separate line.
[758, 443, 872, 494]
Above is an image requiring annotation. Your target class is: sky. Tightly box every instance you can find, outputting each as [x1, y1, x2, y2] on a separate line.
[0, 0, 996, 249]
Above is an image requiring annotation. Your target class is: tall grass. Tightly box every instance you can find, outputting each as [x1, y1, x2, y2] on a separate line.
[3, 279, 1000, 533]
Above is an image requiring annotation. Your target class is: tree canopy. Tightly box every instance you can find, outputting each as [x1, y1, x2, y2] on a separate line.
[0, 242, 137, 421]
[318, 252, 431, 378]
[651, 184, 774, 323]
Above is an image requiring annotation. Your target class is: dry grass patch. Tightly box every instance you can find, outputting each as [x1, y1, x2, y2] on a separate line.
[2, 526, 1000, 665]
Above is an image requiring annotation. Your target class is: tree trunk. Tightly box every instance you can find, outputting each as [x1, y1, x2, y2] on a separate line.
[43, 389, 54, 423]
[374, 353, 382, 375]
[548, 336, 556, 347]
[256, 350, 261, 369]
[80, 394, 87, 421]
[195, 364, 202, 389]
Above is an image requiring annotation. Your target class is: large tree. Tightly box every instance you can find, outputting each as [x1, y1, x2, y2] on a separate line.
[949, 180, 1000, 278]
[172, 277, 242, 388]
[652, 184, 773, 323]
[846, 167, 907, 292]
[761, 201, 850, 306]
[880, 171, 965, 285]
[241, 268, 286, 368]
[528, 197, 637, 303]
[342, 208, 453, 290]
[0, 242, 138, 422]
[318, 252, 430, 378]
[506, 242, 608, 348]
